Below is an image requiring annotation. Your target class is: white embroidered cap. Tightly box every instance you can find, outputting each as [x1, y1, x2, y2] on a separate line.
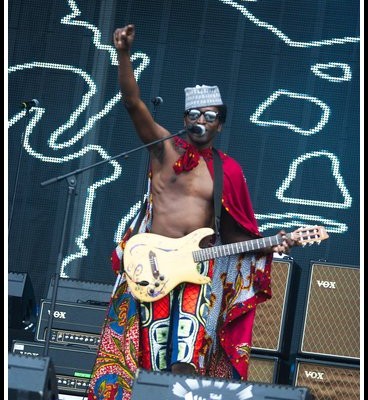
[184, 84, 223, 110]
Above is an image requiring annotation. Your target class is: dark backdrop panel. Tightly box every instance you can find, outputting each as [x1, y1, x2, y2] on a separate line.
[8, 0, 360, 303]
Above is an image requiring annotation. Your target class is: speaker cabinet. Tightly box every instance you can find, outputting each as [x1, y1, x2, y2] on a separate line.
[8, 272, 37, 329]
[248, 354, 280, 383]
[299, 262, 360, 360]
[12, 340, 97, 396]
[46, 277, 114, 304]
[131, 369, 313, 400]
[8, 353, 59, 400]
[292, 358, 360, 400]
[252, 259, 296, 354]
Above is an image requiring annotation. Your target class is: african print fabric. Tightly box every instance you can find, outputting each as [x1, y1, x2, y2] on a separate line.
[87, 141, 273, 400]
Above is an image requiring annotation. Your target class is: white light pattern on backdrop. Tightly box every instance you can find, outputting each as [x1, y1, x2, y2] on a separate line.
[8, 0, 359, 276]
[219, 0, 360, 48]
[249, 89, 331, 135]
[8, 24, 150, 277]
[311, 62, 352, 82]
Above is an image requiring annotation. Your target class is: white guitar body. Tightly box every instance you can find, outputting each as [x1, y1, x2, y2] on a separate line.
[123, 225, 328, 302]
[124, 227, 213, 302]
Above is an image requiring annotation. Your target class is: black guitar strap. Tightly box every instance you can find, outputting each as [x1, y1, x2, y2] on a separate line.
[118, 198, 147, 274]
[212, 147, 223, 237]
[132, 198, 147, 236]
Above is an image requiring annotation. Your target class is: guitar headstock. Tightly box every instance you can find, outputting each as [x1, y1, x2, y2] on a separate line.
[291, 226, 329, 246]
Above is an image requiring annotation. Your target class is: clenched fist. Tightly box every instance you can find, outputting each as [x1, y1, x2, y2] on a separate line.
[113, 24, 135, 51]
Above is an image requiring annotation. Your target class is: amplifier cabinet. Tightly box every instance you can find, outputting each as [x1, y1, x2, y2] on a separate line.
[292, 358, 360, 400]
[252, 258, 297, 354]
[299, 262, 360, 360]
[47, 277, 114, 304]
[36, 300, 107, 347]
[248, 354, 280, 384]
[12, 340, 97, 396]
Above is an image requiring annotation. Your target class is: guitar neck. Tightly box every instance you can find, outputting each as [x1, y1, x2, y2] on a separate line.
[193, 233, 287, 262]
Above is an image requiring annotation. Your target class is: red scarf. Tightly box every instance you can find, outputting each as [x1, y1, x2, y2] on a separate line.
[173, 136, 213, 174]
[172, 136, 260, 238]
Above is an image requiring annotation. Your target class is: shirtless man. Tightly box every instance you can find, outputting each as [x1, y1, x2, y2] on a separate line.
[87, 23, 295, 399]
[113, 24, 291, 245]
[114, 21, 294, 368]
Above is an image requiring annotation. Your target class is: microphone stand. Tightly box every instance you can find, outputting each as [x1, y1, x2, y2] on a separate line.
[8, 107, 32, 238]
[41, 128, 187, 356]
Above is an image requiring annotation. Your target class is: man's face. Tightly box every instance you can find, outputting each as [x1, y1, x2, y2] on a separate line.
[184, 106, 223, 145]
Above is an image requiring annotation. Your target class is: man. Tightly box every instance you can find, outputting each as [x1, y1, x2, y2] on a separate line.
[87, 24, 295, 400]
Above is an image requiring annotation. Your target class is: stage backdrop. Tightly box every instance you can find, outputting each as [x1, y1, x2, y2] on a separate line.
[8, 0, 360, 304]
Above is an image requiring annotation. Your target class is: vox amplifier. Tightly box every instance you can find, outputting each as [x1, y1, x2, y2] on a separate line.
[299, 262, 360, 360]
[12, 340, 97, 396]
[292, 358, 360, 400]
[252, 258, 297, 355]
[36, 299, 107, 348]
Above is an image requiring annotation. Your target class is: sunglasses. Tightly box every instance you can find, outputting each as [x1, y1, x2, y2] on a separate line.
[185, 109, 219, 123]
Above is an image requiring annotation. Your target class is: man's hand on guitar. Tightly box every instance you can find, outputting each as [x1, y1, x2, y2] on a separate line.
[272, 230, 297, 256]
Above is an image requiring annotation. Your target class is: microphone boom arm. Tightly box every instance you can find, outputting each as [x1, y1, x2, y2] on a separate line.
[40, 129, 187, 187]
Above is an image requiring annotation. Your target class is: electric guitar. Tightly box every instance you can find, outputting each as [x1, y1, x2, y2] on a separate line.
[123, 226, 329, 302]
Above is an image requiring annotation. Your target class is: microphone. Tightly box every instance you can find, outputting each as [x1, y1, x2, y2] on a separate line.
[187, 124, 205, 136]
[151, 96, 163, 106]
[21, 99, 40, 110]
